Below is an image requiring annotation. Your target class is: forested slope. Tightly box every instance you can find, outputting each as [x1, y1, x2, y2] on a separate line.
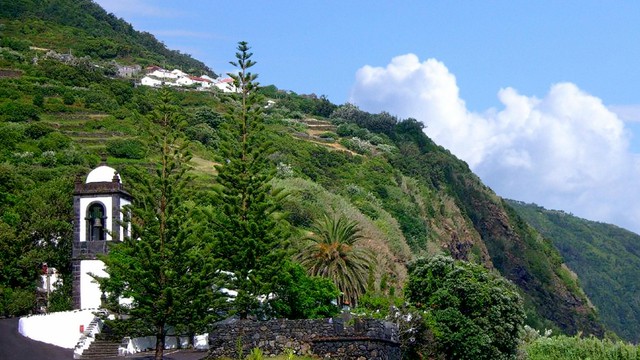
[507, 200, 640, 342]
[0, 0, 213, 74]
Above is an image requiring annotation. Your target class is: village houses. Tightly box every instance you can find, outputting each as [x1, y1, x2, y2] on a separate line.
[139, 66, 236, 92]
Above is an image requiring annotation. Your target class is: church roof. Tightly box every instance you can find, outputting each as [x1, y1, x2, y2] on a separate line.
[86, 165, 120, 183]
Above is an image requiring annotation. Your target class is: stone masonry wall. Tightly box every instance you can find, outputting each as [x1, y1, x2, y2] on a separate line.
[208, 318, 400, 360]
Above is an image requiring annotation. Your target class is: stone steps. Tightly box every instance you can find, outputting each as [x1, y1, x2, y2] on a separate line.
[78, 339, 120, 359]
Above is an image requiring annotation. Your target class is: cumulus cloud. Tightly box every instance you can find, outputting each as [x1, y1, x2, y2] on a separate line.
[350, 54, 640, 233]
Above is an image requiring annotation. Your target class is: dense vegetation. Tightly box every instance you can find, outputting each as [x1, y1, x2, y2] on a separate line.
[507, 200, 640, 343]
[0, 0, 214, 74]
[3, 0, 640, 357]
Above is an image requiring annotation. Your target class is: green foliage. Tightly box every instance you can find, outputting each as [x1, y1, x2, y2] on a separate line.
[38, 131, 71, 151]
[0, 101, 40, 122]
[32, 93, 45, 108]
[295, 214, 374, 306]
[0, 286, 35, 316]
[522, 331, 640, 360]
[406, 255, 525, 360]
[99, 91, 227, 360]
[185, 123, 218, 147]
[0, 2, 214, 75]
[269, 261, 340, 319]
[508, 200, 640, 343]
[209, 42, 290, 319]
[106, 138, 148, 159]
[246, 347, 264, 360]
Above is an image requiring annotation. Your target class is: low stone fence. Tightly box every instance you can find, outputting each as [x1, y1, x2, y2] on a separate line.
[209, 317, 400, 359]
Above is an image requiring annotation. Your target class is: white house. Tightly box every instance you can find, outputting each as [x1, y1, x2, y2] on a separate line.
[215, 77, 237, 93]
[171, 69, 188, 78]
[190, 76, 213, 89]
[141, 76, 162, 87]
[176, 76, 195, 86]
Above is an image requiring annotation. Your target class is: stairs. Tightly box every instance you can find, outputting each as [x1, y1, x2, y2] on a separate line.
[77, 339, 120, 359]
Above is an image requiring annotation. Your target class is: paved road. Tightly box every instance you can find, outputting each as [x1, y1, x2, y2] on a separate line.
[0, 317, 73, 360]
[0, 317, 207, 360]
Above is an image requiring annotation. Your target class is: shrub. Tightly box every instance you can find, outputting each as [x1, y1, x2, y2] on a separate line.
[38, 132, 71, 151]
[185, 123, 218, 147]
[0, 102, 40, 122]
[25, 122, 53, 139]
[406, 256, 525, 360]
[106, 138, 148, 159]
[32, 94, 45, 108]
[340, 137, 373, 155]
[62, 93, 76, 105]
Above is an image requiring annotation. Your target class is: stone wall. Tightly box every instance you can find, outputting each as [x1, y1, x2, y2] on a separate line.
[208, 317, 400, 360]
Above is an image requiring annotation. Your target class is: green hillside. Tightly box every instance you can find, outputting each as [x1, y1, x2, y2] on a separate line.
[507, 200, 640, 342]
[0, 0, 214, 75]
[0, 0, 626, 343]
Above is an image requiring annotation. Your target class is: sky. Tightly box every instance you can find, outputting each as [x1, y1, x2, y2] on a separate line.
[94, 0, 640, 234]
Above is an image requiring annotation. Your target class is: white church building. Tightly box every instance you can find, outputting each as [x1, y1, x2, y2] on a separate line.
[71, 163, 131, 309]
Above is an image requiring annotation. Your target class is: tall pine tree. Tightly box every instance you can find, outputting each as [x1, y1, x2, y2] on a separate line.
[211, 41, 290, 319]
[99, 90, 227, 360]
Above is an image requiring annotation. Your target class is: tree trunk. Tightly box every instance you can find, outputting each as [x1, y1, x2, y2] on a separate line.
[155, 325, 165, 360]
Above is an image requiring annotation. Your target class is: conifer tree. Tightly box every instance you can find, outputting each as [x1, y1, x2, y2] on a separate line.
[99, 90, 227, 360]
[211, 41, 290, 319]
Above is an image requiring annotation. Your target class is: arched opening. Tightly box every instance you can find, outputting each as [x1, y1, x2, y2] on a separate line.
[86, 203, 106, 241]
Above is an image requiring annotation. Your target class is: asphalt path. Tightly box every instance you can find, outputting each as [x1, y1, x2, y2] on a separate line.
[0, 317, 208, 359]
[0, 317, 73, 360]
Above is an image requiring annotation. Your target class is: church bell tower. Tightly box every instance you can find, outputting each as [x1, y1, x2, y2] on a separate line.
[71, 163, 131, 309]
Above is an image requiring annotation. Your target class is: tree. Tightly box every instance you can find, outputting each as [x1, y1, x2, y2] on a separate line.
[268, 261, 340, 319]
[405, 255, 525, 360]
[295, 214, 374, 307]
[209, 41, 290, 319]
[99, 90, 227, 360]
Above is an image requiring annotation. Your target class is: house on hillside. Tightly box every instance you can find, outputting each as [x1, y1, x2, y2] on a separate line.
[176, 76, 195, 86]
[116, 64, 141, 78]
[141, 76, 162, 87]
[215, 77, 237, 93]
[190, 76, 213, 89]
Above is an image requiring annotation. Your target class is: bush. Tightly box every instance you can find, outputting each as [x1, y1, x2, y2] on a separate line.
[0, 286, 35, 317]
[25, 122, 53, 139]
[106, 138, 148, 159]
[524, 333, 640, 360]
[185, 123, 218, 147]
[0, 102, 40, 122]
[62, 93, 76, 105]
[38, 132, 71, 151]
[32, 94, 45, 108]
[406, 255, 525, 360]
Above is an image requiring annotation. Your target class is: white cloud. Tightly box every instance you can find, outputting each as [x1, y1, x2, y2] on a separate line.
[350, 54, 640, 234]
[610, 105, 640, 122]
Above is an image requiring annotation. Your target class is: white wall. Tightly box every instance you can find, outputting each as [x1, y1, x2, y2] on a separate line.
[119, 198, 131, 241]
[19, 310, 96, 349]
[80, 260, 107, 309]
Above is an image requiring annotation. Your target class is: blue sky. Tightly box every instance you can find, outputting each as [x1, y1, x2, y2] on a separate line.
[95, 0, 640, 234]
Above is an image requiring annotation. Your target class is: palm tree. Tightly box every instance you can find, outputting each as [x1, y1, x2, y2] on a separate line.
[295, 214, 374, 307]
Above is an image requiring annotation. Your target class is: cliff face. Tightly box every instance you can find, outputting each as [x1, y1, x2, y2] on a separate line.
[388, 124, 604, 336]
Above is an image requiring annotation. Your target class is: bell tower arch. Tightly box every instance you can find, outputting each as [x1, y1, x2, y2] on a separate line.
[71, 163, 132, 309]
